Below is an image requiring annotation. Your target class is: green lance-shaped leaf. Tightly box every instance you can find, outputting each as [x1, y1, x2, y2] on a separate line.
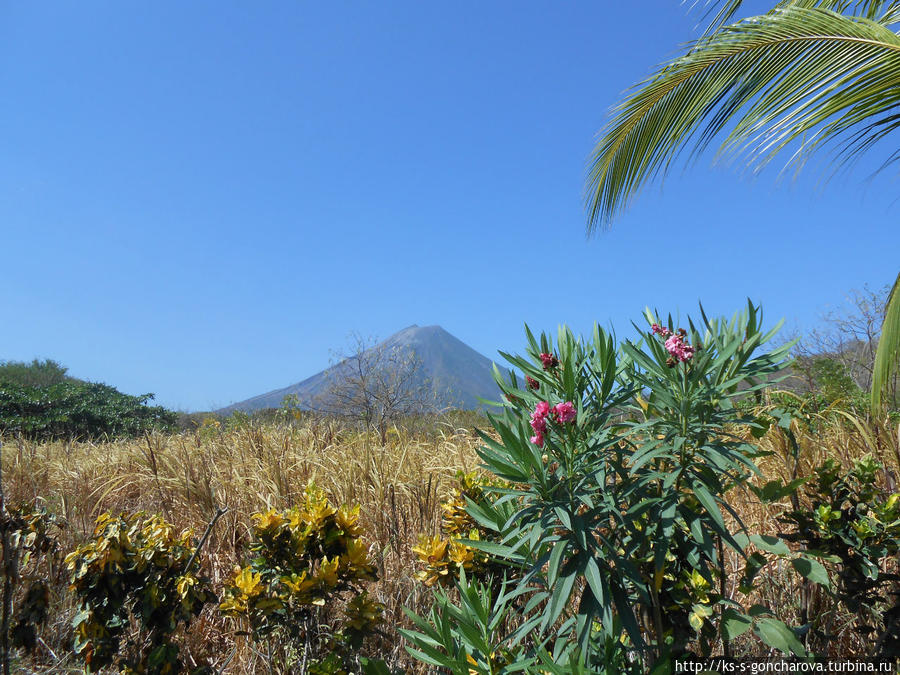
[871, 271, 900, 411]
[749, 533, 792, 556]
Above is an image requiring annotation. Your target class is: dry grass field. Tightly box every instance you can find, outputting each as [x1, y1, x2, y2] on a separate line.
[4, 417, 482, 673]
[3, 402, 899, 672]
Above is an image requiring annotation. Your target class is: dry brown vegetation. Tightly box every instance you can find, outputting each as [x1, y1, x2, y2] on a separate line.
[3, 402, 899, 672]
[3, 417, 482, 673]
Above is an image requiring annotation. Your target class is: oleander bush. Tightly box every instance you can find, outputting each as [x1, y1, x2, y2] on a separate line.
[403, 304, 832, 673]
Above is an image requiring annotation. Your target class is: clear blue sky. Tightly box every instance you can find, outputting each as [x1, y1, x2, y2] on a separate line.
[3, 2, 898, 411]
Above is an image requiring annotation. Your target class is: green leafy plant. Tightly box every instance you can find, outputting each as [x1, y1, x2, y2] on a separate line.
[401, 569, 539, 675]
[0, 359, 71, 389]
[65, 512, 216, 674]
[779, 456, 900, 657]
[219, 486, 383, 674]
[404, 303, 807, 671]
[0, 502, 62, 674]
[807, 358, 868, 412]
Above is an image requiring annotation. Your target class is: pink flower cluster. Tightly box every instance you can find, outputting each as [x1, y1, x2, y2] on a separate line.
[539, 353, 559, 370]
[664, 333, 695, 363]
[529, 400, 577, 447]
[651, 324, 695, 363]
[552, 401, 577, 423]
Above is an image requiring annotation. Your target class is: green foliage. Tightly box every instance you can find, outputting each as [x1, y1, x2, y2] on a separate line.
[586, 1, 900, 229]
[223, 410, 252, 432]
[219, 487, 383, 674]
[0, 359, 70, 389]
[275, 393, 304, 425]
[1, 504, 62, 657]
[401, 570, 540, 674]
[809, 358, 866, 410]
[873, 273, 900, 410]
[65, 513, 216, 674]
[0, 380, 176, 441]
[402, 569, 645, 675]
[404, 303, 808, 670]
[779, 456, 900, 657]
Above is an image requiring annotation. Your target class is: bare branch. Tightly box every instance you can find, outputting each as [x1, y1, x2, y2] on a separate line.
[314, 333, 439, 444]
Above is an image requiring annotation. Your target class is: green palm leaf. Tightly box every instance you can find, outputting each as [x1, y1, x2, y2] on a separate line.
[586, 5, 900, 230]
[590, 1, 900, 414]
[690, 0, 900, 36]
[871, 272, 900, 409]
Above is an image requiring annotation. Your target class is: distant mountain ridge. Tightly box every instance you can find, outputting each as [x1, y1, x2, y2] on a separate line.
[217, 325, 505, 414]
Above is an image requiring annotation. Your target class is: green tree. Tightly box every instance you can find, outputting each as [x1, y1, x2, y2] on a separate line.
[0, 359, 71, 388]
[584, 0, 900, 412]
[0, 381, 176, 441]
[810, 356, 866, 406]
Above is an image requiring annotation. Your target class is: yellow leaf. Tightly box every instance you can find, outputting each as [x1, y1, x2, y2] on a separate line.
[253, 509, 284, 532]
[317, 557, 340, 587]
[689, 604, 713, 632]
[232, 567, 263, 597]
[653, 565, 665, 593]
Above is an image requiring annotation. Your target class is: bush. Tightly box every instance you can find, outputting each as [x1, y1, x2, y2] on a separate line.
[220, 486, 384, 674]
[403, 304, 814, 672]
[779, 456, 900, 658]
[0, 359, 70, 389]
[0, 380, 176, 441]
[0, 503, 62, 674]
[412, 471, 510, 589]
[65, 512, 216, 674]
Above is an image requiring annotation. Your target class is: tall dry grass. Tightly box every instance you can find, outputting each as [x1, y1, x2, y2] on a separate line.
[3, 403, 899, 670]
[3, 417, 482, 673]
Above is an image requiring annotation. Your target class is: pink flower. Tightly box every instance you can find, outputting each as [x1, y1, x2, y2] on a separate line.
[530, 401, 550, 436]
[525, 375, 540, 390]
[539, 353, 559, 370]
[552, 402, 577, 424]
[529, 401, 551, 443]
[664, 332, 695, 363]
[651, 323, 671, 338]
[530, 416, 547, 435]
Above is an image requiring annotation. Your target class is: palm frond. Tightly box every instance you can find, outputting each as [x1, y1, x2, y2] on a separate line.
[689, 0, 900, 35]
[587, 6, 900, 230]
[871, 272, 900, 410]
[686, 0, 746, 35]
